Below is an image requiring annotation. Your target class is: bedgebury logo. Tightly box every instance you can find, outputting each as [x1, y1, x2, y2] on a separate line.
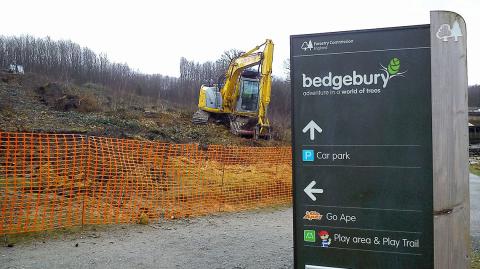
[301, 40, 313, 51]
[380, 57, 406, 82]
[302, 58, 407, 90]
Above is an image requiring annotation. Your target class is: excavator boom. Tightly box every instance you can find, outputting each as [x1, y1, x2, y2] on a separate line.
[221, 52, 262, 113]
[257, 40, 274, 134]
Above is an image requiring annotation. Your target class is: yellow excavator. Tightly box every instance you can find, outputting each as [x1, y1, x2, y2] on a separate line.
[192, 39, 274, 139]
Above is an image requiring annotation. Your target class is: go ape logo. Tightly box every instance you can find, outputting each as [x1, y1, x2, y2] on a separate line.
[302, 58, 406, 90]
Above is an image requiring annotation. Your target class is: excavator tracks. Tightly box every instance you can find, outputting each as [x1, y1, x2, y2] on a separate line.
[192, 109, 210, 124]
[229, 116, 255, 136]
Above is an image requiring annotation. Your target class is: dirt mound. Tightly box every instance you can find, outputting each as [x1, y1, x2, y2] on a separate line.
[0, 72, 22, 84]
[37, 82, 102, 112]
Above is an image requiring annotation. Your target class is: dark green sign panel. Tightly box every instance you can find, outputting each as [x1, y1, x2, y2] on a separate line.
[291, 25, 433, 269]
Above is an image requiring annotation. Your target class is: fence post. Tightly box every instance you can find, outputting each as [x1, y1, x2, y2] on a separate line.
[275, 155, 279, 181]
[81, 135, 90, 229]
[161, 144, 170, 219]
[220, 146, 226, 213]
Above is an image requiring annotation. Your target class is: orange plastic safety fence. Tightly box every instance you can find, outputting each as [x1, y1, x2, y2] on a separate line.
[0, 132, 292, 235]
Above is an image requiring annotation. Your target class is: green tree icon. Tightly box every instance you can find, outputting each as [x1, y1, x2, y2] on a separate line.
[304, 230, 316, 242]
[387, 58, 401, 75]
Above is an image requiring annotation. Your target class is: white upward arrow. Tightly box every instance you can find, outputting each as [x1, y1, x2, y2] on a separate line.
[304, 181, 324, 201]
[302, 120, 322, 141]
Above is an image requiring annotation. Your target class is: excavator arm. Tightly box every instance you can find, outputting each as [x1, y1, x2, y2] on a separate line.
[257, 39, 274, 135]
[220, 49, 262, 112]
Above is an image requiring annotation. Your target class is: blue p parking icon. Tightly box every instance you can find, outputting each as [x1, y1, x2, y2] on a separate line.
[302, 150, 314, 162]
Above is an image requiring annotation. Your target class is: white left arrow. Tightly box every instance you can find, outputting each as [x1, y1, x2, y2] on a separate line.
[304, 181, 324, 201]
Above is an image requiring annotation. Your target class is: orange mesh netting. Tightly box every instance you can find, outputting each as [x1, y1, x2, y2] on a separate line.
[0, 132, 292, 235]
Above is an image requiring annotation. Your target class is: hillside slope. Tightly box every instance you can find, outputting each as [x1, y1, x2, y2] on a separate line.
[0, 73, 289, 146]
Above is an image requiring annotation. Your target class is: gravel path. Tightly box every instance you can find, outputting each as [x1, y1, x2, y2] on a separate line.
[2, 173, 479, 269]
[0, 208, 293, 269]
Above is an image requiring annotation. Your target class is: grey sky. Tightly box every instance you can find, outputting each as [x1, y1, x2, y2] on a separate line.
[2, 0, 478, 84]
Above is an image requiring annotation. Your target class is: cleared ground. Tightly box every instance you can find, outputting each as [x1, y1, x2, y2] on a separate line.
[0, 77, 288, 147]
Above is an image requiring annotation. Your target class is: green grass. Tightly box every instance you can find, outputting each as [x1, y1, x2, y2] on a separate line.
[470, 164, 480, 177]
[473, 250, 480, 269]
[3, 226, 84, 246]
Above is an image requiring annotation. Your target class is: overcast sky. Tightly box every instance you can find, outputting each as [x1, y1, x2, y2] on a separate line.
[2, 0, 479, 84]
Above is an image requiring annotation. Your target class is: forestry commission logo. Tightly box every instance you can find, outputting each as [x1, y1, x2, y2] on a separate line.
[301, 40, 313, 51]
[300, 39, 353, 52]
[436, 21, 463, 42]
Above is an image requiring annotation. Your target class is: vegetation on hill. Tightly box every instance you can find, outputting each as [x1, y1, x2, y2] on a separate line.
[0, 35, 291, 145]
[0, 73, 288, 146]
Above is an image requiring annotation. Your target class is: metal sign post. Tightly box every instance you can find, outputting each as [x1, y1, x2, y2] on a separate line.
[291, 11, 468, 269]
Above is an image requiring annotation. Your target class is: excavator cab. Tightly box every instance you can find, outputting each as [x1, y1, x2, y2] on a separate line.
[236, 69, 260, 113]
[237, 78, 259, 112]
